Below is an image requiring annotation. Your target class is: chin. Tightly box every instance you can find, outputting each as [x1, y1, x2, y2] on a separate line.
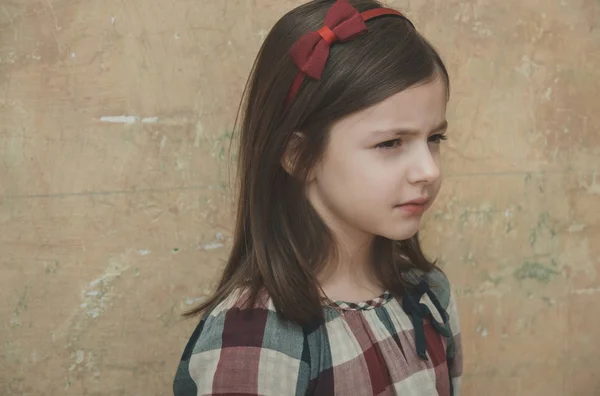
[379, 226, 420, 241]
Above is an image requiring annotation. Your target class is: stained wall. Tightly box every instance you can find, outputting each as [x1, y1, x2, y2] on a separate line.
[1, 0, 599, 394]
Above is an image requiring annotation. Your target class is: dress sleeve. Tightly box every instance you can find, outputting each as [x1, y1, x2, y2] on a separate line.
[446, 289, 463, 395]
[173, 304, 310, 396]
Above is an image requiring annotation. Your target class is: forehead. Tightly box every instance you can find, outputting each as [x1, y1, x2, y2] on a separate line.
[332, 75, 448, 135]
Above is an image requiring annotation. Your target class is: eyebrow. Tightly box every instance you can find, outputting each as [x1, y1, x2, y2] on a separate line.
[370, 120, 448, 138]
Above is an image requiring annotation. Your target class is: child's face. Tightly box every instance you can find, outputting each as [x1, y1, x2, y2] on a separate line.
[306, 74, 447, 243]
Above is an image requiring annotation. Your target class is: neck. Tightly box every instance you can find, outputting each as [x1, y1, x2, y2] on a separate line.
[306, 183, 386, 302]
[318, 235, 385, 302]
[310, 204, 384, 301]
[323, 228, 373, 273]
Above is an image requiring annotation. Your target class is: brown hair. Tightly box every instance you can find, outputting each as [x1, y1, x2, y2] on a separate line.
[184, 0, 449, 325]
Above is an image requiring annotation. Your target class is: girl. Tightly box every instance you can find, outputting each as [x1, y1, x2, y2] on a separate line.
[174, 0, 462, 395]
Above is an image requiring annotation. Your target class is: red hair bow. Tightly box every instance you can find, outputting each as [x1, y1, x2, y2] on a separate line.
[290, 0, 367, 80]
[285, 0, 408, 107]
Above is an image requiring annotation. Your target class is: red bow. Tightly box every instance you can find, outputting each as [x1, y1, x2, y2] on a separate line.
[285, 0, 407, 107]
[290, 0, 367, 80]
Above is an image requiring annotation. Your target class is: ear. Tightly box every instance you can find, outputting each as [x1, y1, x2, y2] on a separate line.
[281, 132, 305, 177]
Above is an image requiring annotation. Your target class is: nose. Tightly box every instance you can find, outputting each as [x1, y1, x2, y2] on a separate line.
[406, 144, 441, 185]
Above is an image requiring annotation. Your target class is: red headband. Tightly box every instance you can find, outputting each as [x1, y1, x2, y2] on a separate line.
[285, 0, 411, 107]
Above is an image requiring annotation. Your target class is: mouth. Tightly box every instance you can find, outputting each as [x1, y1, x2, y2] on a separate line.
[394, 197, 430, 214]
[400, 197, 429, 206]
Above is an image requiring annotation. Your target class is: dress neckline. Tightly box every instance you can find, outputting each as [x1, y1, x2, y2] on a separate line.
[327, 290, 393, 311]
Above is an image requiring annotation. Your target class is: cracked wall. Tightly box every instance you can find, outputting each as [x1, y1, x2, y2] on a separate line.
[1, 0, 599, 394]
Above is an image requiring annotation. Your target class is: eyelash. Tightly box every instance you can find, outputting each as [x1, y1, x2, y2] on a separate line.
[375, 133, 448, 150]
[430, 133, 448, 144]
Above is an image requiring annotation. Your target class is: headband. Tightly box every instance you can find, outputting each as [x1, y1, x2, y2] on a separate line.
[285, 0, 412, 107]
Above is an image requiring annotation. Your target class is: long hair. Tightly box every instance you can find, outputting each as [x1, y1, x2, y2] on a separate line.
[184, 0, 449, 325]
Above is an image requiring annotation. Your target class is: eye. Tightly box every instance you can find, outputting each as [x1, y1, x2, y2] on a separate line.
[375, 138, 402, 150]
[429, 133, 448, 144]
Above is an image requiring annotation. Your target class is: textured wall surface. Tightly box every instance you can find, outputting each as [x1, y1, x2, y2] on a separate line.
[1, 0, 598, 395]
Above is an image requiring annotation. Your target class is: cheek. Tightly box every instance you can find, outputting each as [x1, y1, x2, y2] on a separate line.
[318, 153, 386, 196]
[339, 155, 388, 188]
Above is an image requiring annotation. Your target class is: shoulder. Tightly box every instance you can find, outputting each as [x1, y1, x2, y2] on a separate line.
[173, 288, 309, 396]
[197, 288, 307, 358]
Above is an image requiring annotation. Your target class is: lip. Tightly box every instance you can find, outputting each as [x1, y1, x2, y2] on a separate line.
[395, 197, 429, 215]
[398, 203, 427, 214]
[400, 197, 429, 206]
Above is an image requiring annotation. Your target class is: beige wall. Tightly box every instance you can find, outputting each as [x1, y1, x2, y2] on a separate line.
[1, 0, 598, 394]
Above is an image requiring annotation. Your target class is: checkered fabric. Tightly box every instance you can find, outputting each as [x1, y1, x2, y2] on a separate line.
[173, 269, 462, 396]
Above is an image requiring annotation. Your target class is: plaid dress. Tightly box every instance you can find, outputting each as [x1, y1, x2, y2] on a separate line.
[173, 269, 463, 396]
